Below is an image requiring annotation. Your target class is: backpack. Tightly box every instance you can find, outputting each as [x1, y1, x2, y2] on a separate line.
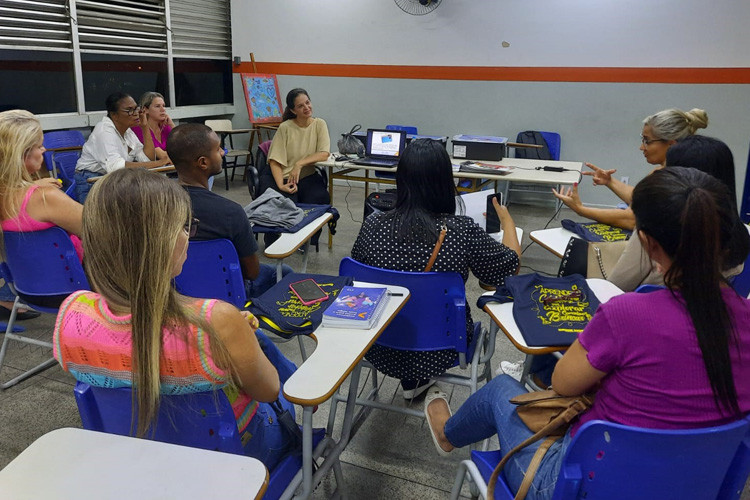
[514, 131, 553, 160]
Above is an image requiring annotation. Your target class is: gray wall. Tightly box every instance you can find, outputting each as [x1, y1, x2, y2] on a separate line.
[233, 75, 750, 207]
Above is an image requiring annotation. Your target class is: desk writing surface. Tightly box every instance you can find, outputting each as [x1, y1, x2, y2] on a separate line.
[451, 157, 583, 185]
[283, 282, 409, 406]
[529, 227, 580, 258]
[320, 155, 582, 185]
[263, 213, 333, 259]
[0, 427, 268, 500]
[483, 278, 623, 355]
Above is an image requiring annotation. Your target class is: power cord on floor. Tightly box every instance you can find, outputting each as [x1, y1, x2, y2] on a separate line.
[343, 179, 362, 224]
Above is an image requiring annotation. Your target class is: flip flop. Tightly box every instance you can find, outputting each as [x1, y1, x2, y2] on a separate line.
[424, 387, 452, 457]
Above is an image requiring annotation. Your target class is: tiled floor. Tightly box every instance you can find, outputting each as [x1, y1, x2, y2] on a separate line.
[0, 175, 747, 499]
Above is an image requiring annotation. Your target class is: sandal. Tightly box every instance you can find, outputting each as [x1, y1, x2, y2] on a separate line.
[424, 387, 453, 457]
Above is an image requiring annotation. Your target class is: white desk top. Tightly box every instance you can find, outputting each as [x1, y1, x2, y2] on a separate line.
[264, 213, 333, 258]
[283, 282, 409, 406]
[0, 427, 268, 500]
[529, 227, 580, 258]
[319, 155, 582, 185]
[483, 278, 623, 355]
[451, 157, 583, 184]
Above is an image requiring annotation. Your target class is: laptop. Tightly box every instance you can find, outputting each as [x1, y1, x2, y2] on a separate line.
[350, 129, 407, 168]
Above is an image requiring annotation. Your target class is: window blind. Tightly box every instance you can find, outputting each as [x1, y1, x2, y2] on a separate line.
[169, 0, 230, 59]
[0, 0, 72, 50]
[75, 0, 167, 56]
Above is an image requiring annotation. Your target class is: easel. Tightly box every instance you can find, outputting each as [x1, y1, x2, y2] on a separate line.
[246, 53, 281, 154]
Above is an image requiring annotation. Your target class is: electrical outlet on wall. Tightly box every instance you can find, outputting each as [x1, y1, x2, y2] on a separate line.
[621, 176, 629, 185]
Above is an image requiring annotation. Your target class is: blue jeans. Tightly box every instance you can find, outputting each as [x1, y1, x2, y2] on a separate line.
[0, 281, 16, 302]
[255, 328, 296, 383]
[75, 170, 102, 204]
[444, 375, 570, 500]
[243, 391, 296, 470]
[242, 328, 299, 470]
[245, 263, 293, 299]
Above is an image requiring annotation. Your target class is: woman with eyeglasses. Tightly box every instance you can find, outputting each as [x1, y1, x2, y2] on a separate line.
[74, 91, 171, 203]
[131, 91, 174, 162]
[54, 168, 297, 470]
[552, 108, 708, 230]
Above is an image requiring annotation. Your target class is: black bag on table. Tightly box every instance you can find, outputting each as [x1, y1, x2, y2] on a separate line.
[247, 273, 353, 339]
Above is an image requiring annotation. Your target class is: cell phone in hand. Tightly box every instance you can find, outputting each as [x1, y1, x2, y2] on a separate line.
[289, 278, 329, 306]
[485, 192, 504, 233]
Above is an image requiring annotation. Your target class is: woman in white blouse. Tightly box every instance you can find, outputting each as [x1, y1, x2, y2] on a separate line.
[74, 92, 170, 203]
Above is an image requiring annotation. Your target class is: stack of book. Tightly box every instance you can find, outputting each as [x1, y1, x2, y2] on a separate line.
[321, 286, 389, 329]
[458, 161, 513, 174]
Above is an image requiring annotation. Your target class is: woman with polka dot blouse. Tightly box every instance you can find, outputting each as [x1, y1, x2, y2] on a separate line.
[351, 139, 521, 398]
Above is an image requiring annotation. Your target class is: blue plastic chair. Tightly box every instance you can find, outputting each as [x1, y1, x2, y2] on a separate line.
[0, 227, 88, 389]
[173, 239, 247, 309]
[42, 130, 85, 177]
[74, 381, 327, 500]
[451, 417, 750, 500]
[329, 258, 494, 420]
[385, 124, 418, 135]
[730, 226, 750, 298]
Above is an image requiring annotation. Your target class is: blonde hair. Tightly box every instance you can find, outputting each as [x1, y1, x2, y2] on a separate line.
[643, 108, 709, 141]
[83, 168, 231, 436]
[138, 91, 165, 109]
[0, 110, 41, 220]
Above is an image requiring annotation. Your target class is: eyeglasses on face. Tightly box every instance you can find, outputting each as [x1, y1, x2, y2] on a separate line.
[121, 106, 140, 116]
[641, 136, 667, 146]
[184, 217, 200, 238]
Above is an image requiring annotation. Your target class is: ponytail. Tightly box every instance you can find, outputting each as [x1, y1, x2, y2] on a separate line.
[633, 167, 744, 417]
[281, 88, 309, 122]
[664, 187, 740, 416]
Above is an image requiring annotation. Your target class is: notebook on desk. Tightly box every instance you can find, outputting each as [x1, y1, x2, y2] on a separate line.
[350, 129, 406, 168]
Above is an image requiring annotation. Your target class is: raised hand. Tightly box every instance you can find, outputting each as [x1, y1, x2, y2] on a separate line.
[551, 183, 584, 213]
[582, 162, 616, 186]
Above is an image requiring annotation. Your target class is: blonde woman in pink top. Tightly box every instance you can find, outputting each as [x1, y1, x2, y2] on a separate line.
[131, 92, 174, 161]
[0, 110, 83, 318]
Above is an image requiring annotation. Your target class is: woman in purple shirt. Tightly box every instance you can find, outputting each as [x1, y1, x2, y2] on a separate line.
[426, 167, 750, 500]
[131, 92, 174, 161]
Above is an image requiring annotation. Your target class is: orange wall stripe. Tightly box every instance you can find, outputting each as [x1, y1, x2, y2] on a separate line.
[234, 62, 750, 84]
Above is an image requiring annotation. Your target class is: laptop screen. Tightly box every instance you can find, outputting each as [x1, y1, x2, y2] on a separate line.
[367, 129, 405, 158]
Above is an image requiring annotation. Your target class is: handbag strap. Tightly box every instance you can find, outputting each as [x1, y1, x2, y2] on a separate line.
[347, 124, 362, 135]
[515, 437, 557, 500]
[486, 399, 590, 499]
[424, 226, 447, 272]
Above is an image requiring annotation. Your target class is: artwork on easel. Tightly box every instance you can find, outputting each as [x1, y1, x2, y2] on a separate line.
[241, 73, 283, 124]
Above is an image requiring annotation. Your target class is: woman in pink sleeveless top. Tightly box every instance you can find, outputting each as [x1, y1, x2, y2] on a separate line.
[0, 110, 83, 317]
[131, 92, 173, 162]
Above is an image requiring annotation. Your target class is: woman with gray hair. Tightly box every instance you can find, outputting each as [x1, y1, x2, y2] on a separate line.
[552, 108, 708, 230]
[131, 91, 174, 161]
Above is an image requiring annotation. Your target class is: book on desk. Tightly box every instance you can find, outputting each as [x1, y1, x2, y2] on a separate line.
[458, 161, 513, 174]
[321, 286, 389, 329]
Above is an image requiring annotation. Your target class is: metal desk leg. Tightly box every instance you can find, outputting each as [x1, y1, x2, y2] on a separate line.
[301, 405, 314, 498]
[328, 166, 334, 249]
[301, 242, 310, 273]
[276, 259, 283, 283]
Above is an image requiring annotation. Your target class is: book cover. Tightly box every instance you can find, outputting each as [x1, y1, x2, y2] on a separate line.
[322, 286, 388, 327]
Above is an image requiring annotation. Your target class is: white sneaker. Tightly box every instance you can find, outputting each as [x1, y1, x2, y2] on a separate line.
[497, 360, 524, 382]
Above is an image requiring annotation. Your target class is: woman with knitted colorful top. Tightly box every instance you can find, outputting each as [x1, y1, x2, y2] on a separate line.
[53, 168, 295, 469]
[0, 109, 84, 319]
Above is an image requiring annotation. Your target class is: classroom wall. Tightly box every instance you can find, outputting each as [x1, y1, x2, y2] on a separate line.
[229, 0, 750, 207]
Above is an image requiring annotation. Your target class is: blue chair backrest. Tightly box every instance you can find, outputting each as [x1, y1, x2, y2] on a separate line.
[539, 131, 561, 161]
[386, 124, 418, 135]
[2, 227, 88, 312]
[174, 239, 247, 309]
[730, 225, 750, 297]
[551, 418, 750, 499]
[43, 130, 85, 173]
[51, 150, 79, 183]
[74, 381, 245, 454]
[338, 257, 467, 352]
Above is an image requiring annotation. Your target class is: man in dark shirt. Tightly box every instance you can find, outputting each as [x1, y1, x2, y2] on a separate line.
[168, 123, 292, 298]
